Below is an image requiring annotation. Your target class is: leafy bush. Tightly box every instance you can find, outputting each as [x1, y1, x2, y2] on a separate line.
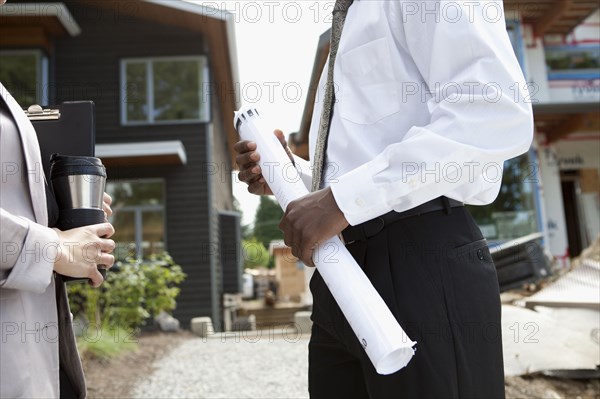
[242, 238, 270, 269]
[68, 252, 186, 333]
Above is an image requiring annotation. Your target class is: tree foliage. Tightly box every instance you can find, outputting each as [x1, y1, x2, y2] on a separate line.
[242, 238, 270, 269]
[253, 196, 284, 248]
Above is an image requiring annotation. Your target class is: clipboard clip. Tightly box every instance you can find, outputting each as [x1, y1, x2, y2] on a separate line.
[25, 104, 61, 121]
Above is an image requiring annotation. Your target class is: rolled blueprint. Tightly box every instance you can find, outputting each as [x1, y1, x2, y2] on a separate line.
[234, 106, 415, 375]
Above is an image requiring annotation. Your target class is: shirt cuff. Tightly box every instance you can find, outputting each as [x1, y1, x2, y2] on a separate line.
[2, 220, 58, 294]
[330, 163, 393, 226]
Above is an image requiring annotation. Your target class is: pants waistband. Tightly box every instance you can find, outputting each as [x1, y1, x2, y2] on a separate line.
[341, 197, 464, 245]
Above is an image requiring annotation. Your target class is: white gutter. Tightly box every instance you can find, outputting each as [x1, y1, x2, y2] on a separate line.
[144, 0, 229, 20]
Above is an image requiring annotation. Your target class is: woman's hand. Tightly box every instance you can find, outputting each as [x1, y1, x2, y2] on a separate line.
[52, 223, 116, 288]
[103, 192, 113, 221]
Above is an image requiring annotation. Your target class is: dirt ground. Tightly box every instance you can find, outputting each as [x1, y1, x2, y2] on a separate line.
[82, 331, 599, 399]
[505, 375, 599, 399]
[82, 240, 600, 397]
[82, 330, 193, 399]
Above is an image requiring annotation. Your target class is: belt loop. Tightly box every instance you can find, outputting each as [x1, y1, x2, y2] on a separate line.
[442, 196, 452, 215]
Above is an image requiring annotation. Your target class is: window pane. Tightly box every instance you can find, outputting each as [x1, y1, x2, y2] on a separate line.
[106, 180, 165, 260]
[153, 60, 201, 121]
[0, 53, 39, 105]
[107, 181, 164, 207]
[111, 210, 137, 260]
[468, 154, 538, 241]
[142, 210, 165, 258]
[125, 62, 148, 122]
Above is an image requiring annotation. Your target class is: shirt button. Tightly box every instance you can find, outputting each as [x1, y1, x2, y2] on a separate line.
[355, 198, 365, 207]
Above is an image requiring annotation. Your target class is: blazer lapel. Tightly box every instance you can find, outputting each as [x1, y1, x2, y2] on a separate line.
[0, 82, 48, 226]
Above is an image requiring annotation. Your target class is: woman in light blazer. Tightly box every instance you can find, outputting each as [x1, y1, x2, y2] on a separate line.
[0, 81, 116, 398]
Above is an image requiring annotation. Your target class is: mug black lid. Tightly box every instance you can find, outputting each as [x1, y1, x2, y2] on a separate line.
[50, 154, 107, 178]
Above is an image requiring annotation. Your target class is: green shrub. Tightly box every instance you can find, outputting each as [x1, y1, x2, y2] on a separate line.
[242, 238, 270, 269]
[68, 252, 186, 333]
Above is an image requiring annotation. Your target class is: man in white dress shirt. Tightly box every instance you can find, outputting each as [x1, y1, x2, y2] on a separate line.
[235, 1, 533, 397]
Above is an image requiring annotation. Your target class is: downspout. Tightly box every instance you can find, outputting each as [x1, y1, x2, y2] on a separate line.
[206, 123, 222, 331]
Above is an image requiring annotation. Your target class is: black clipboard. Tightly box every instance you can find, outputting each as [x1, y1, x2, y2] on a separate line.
[25, 101, 96, 179]
[26, 101, 106, 283]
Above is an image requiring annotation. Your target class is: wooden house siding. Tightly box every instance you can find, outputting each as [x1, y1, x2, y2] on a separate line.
[23, 0, 237, 327]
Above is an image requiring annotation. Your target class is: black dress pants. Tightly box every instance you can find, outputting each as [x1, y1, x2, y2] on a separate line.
[308, 206, 505, 399]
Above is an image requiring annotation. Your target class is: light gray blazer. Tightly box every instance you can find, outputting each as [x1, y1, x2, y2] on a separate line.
[0, 82, 86, 398]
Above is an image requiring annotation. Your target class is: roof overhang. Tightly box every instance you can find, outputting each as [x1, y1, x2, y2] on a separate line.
[96, 140, 187, 167]
[504, 0, 599, 37]
[79, 0, 240, 167]
[144, 0, 228, 21]
[533, 102, 600, 143]
[0, 2, 81, 52]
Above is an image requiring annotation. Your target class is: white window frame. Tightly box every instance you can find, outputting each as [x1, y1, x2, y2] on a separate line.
[120, 55, 210, 126]
[0, 49, 49, 105]
[107, 178, 167, 260]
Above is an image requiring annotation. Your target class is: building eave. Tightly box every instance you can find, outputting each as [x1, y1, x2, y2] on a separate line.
[96, 140, 188, 167]
[0, 2, 81, 53]
[145, 0, 231, 20]
[504, 1, 599, 36]
[533, 102, 600, 143]
[0, 2, 81, 36]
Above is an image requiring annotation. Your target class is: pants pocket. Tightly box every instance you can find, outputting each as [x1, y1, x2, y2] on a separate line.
[445, 239, 505, 397]
[446, 238, 501, 332]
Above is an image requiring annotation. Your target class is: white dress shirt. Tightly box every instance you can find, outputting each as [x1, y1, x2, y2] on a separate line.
[305, 0, 534, 226]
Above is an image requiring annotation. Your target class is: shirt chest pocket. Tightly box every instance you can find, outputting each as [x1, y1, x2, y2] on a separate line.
[338, 37, 401, 125]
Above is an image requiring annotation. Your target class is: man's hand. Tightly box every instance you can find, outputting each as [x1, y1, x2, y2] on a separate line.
[53, 223, 116, 288]
[279, 187, 349, 266]
[234, 130, 293, 195]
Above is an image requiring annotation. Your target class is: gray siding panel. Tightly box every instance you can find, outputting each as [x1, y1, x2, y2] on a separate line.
[220, 212, 242, 294]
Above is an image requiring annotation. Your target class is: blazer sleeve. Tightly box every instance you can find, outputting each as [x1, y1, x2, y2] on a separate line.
[0, 208, 58, 293]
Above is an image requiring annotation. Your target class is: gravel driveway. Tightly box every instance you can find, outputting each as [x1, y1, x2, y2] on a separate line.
[133, 331, 310, 399]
